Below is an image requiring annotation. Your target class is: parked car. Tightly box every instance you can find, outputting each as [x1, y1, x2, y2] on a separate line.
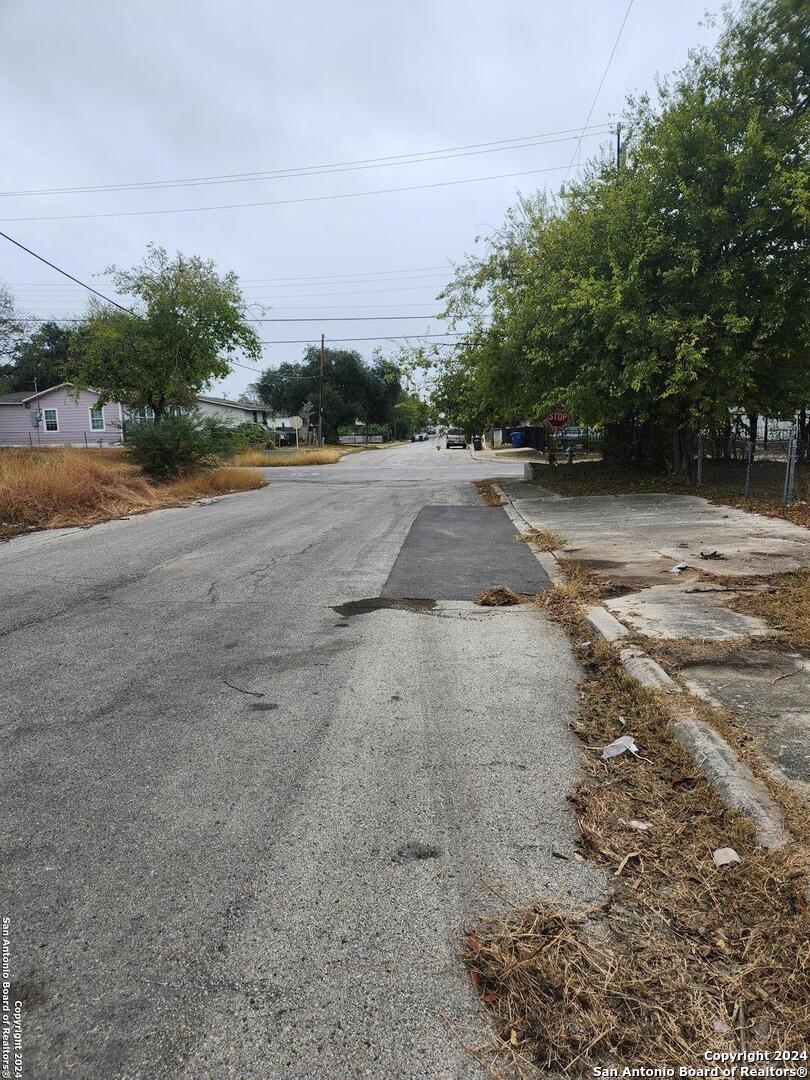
[445, 427, 467, 449]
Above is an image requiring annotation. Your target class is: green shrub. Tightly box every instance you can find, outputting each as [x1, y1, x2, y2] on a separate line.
[125, 414, 220, 479]
[231, 421, 275, 449]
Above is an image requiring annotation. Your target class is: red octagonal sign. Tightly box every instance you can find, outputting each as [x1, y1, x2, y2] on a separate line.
[546, 408, 569, 428]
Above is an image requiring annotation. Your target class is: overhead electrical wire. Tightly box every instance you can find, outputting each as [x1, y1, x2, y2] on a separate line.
[0, 162, 588, 224]
[15, 313, 448, 324]
[3, 264, 454, 288]
[0, 229, 133, 312]
[564, 0, 635, 183]
[0, 125, 612, 199]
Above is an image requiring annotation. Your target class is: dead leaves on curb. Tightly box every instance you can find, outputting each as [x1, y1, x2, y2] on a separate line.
[461, 640, 810, 1076]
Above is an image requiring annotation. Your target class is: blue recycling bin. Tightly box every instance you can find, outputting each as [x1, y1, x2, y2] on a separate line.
[511, 431, 526, 449]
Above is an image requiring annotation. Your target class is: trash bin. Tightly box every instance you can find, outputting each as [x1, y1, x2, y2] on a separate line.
[511, 431, 526, 449]
[472, 435, 482, 451]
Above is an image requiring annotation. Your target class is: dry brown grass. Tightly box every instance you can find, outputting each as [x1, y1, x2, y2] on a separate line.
[462, 644, 810, 1075]
[462, 556, 810, 1075]
[541, 560, 610, 629]
[0, 448, 265, 538]
[474, 479, 505, 506]
[253, 447, 343, 464]
[728, 568, 810, 652]
[228, 448, 277, 467]
[637, 634, 766, 671]
[518, 526, 567, 551]
[162, 467, 265, 499]
[474, 586, 529, 607]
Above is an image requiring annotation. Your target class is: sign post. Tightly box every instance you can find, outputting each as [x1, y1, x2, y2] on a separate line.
[290, 414, 303, 449]
[546, 408, 569, 466]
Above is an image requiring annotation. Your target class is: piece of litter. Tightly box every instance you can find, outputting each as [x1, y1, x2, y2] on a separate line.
[601, 735, 639, 760]
[712, 1020, 732, 1035]
[619, 817, 651, 831]
[713, 847, 742, 867]
[671, 562, 689, 574]
[616, 714, 627, 727]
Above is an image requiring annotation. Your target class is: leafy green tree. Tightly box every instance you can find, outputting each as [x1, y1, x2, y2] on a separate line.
[69, 245, 260, 420]
[2, 321, 76, 393]
[433, 0, 809, 476]
[251, 347, 402, 441]
[0, 283, 23, 392]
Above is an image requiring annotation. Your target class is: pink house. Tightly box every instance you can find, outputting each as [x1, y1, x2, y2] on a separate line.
[0, 384, 125, 447]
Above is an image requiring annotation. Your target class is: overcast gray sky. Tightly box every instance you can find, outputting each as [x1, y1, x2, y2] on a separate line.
[1, 0, 721, 400]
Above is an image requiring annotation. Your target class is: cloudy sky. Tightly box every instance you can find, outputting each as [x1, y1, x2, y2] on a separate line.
[1, 0, 721, 400]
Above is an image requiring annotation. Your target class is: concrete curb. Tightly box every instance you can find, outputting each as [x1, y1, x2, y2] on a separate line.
[491, 477, 789, 850]
[490, 482, 565, 586]
[670, 715, 788, 849]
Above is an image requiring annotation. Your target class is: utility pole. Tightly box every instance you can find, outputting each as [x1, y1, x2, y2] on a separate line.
[318, 333, 325, 447]
[616, 122, 622, 174]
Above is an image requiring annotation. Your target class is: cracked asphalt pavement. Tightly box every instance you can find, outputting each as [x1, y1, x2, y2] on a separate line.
[1, 439, 602, 1079]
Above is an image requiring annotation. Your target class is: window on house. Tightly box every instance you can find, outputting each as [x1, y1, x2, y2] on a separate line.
[43, 408, 58, 431]
[89, 407, 105, 431]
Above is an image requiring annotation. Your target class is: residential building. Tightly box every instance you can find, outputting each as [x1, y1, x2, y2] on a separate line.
[0, 384, 293, 447]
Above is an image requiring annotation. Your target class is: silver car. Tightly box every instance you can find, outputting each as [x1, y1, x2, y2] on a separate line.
[445, 427, 467, 449]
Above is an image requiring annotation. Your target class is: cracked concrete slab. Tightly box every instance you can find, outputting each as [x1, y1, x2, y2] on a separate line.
[605, 583, 774, 641]
[497, 486, 810, 588]
[681, 646, 810, 796]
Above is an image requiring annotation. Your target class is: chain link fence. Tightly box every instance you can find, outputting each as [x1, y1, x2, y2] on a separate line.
[695, 420, 807, 503]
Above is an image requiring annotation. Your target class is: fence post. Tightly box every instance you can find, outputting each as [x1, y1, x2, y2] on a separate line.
[744, 441, 755, 497]
[696, 433, 704, 485]
[783, 437, 797, 504]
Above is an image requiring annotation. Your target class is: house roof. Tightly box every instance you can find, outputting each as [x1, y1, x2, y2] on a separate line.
[0, 383, 70, 404]
[196, 395, 266, 411]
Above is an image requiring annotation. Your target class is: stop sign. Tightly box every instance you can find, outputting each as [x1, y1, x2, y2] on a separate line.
[546, 408, 569, 428]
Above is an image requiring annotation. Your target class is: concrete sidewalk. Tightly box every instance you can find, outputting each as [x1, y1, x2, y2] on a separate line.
[499, 479, 810, 798]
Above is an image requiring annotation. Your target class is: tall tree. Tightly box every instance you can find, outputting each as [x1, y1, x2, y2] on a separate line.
[434, 0, 810, 475]
[69, 245, 260, 420]
[2, 321, 76, 392]
[251, 347, 402, 441]
[0, 282, 23, 392]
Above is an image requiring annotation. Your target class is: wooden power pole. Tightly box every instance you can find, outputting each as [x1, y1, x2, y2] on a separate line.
[616, 122, 622, 174]
[318, 333, 325, 447]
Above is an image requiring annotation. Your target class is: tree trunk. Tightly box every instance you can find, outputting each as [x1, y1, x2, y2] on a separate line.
[668, 411, 695, 482]
[746, 411, 759, 446]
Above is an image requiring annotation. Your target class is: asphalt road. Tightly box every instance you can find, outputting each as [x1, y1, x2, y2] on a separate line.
[1, 439, 601, 1079]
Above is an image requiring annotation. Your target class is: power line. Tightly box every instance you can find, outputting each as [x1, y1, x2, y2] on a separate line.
[0, 230, 133, 312]
[0, 126, 612, 199]
[564, 0, 635, 184]
[258, 333, 464, 345]
[0, 162, 587, 224]
[15, 313, 448, 324]
[3, 264, 454, 287]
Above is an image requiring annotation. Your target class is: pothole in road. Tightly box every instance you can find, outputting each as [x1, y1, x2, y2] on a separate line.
[332, 597, 437, 618]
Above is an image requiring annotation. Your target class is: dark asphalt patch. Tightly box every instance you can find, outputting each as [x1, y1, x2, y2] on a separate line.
[381, 505, 550, 601]
[332, 597, 437, 618]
